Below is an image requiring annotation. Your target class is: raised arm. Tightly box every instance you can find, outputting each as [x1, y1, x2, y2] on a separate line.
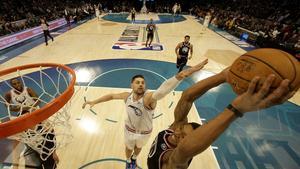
[82, 92, 130, 109]
[168, 75, 295, 168]
[143, 59, 208, 109]
[172, 70, 227, 125]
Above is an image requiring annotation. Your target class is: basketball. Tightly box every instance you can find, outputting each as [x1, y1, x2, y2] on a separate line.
[228, 48, 300, 95]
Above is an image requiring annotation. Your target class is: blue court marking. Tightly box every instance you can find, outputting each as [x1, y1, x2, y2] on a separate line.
[68, 58, 196, 90]
[102, 13, 186, 24]
[78, 157, 142, 169]
[87, 67, 167, 88]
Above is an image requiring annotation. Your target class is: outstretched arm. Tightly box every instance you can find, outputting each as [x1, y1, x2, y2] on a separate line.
[82, 92, 129, 109]
[168, 75, 295, 168]
[144, 59, 208, 109]
[172, 69, 227, 125]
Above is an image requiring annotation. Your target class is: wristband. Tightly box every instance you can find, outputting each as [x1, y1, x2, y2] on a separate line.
[227, 104, 243, 117]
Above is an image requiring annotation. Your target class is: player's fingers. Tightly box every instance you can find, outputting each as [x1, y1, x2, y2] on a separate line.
[256, 74, 275, 99]
[279, 91, 297, 104]
[264, 79, 290, 104]
[259, 79, 290, 108]
[246, 76, 260, 94]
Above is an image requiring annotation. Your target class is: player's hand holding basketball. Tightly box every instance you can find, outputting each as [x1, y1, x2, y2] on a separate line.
[231, 74, 296, 114]
[82, 101, 96, 109]
[176, 59, 208, 80]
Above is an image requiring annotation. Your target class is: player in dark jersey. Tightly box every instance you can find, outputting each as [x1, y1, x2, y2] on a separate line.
[175, 35, 193, 72]
[145, 18, 156, 47]
[131, 8, 136, 23]
[147, 68, 294, 169]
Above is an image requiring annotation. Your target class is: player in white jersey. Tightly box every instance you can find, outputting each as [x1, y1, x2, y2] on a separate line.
[82, 59, 208, 169]
[5, 78, 39, 115]
[4, 78, 59, 169]
[203, 12, 212, 30]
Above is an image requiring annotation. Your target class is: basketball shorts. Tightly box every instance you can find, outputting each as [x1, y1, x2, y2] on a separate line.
[147, 33, 154, 40]
[176, 56, 188, 67]
[124, 128, 151, 150]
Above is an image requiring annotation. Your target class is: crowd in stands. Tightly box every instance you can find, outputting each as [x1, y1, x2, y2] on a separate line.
[190, 0, 300, 57]
[0, 0, 103, 37]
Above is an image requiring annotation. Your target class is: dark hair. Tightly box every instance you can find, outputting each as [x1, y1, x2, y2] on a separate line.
[131, 75, 145, 83]
[10, 78, 20, 84]
[185, 35, 190, 39]
[189, 122, 201, 130]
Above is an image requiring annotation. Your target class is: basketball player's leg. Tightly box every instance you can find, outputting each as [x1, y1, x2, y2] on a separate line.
[149, 37, 153, 47]
[47, 30, 54, 41]
[125, 146, 134, 159]
[178, 57, 187, 72]
[148, 34, 154, 47]
[131, 134, 151, 168]
[145, 34, 150, 47]
[43, 31, 48, 45]
[176, 57, 181, 68]
[124, 129, 135, 168]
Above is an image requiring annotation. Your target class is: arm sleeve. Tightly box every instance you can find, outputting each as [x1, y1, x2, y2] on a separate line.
[152, 76, 182, 100]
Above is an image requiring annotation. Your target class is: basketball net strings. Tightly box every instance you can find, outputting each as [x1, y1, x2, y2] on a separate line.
[0, 66, 73, 161]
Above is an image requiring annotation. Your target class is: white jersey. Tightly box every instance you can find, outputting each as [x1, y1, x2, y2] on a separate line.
[125, 92, 154, 132]
[95, 8, 100, 17]
[10, 87, 36, 109]
[203, 15, 211, 27]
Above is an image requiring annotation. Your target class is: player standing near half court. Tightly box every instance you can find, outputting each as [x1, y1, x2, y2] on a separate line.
[131, 8, 136, 23]
[40, 18, 54, 46]
[175, 35, 193, 73]
[82, 59, 208, 169]
[147, 68, 295, 169]
[145, 18, 156, 47]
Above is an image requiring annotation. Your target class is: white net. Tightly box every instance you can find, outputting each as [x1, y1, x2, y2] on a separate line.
[0, 65, 74, 161]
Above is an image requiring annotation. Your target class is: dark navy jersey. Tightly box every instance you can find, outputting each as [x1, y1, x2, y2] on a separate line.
[147, 129, 174, 169]
[147, 129, 193, 169]
[179, 42, 191, 56]
[147, 23, 155, 34]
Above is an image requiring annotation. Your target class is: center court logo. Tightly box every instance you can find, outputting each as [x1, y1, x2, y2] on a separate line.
[113, 25, 163, 51]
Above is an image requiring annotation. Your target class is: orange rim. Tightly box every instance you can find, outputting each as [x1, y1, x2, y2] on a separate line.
[0, 63, 76, 138]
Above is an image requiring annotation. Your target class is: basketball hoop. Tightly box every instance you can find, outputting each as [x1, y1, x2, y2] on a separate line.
[0, 63, 76, 160]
